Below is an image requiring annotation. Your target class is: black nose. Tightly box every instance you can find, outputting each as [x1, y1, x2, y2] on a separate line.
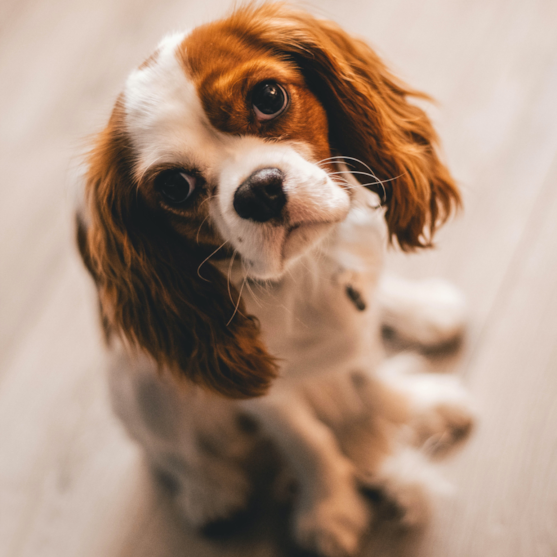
[233, 168, 287, 222]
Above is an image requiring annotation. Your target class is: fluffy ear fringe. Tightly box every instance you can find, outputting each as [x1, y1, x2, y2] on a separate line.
[228, 3, 461, 250]
[77, 107, 278, 399]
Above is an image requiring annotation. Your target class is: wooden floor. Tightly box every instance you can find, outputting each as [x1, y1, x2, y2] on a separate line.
[2, 0, 557, 555]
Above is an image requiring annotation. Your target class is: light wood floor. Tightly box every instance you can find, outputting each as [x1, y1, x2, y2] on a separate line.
[2, 1, 557, 556]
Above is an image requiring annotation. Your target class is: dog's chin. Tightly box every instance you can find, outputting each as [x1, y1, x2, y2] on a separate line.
[283, 221, 334, 261]
[243, 222, 335, 281]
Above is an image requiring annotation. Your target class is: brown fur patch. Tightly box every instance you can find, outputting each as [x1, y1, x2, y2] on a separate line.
[180, 20, 332, 166]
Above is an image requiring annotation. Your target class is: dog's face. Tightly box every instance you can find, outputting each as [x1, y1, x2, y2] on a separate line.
[79, 4, 460, 399]
[126, 29, 349, 280]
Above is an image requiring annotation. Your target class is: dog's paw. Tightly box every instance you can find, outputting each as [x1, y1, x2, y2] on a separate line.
[402, 373, 475, 457]
[361, 448, 441, 529]
[171, 465, 250, 527]
[380, 276, 466, 349]
[380, 480, 430, 528]
[380, 361, 475, 458]
[413, 402, 475, 457]
[295, 490, 370, 557]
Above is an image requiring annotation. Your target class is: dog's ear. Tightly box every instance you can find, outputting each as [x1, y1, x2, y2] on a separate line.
[77, 104, 277, 399]
[241, 5, 460, 249]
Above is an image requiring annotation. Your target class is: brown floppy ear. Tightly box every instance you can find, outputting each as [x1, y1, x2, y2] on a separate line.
[77, 104, 278, 399]
[240, 5, 460, 249]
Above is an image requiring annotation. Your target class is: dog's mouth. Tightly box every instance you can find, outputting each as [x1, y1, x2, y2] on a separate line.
[235, 219, 337, 280]
[282, 221, 335, 261]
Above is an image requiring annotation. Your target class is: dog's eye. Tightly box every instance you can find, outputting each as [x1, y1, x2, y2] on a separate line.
[155, 169, 196, 205]
[252, 81, 288, 121]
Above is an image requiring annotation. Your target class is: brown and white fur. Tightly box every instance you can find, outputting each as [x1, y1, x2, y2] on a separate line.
[77, 5, 474, 556]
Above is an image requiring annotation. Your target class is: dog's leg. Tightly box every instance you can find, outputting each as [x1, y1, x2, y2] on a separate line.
[322, 356, 473, 525]
[148, 446, 252, 527]
[378, 272, 466, 348]
[308, 371, 432, 527]
[360, 444, 450, 528]
[242, 393, 370, 557]
[108, 351, 253, 527]
[377, 353, 475, 458]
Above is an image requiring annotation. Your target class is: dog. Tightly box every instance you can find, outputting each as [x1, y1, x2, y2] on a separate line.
[76, 4, 474, 556]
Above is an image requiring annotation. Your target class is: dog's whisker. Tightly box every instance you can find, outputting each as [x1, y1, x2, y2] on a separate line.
[326, 155, 378, 177]
[331, 177, 351, 187]
[333, 179, 392, 189]
[244, 278, 264, 308]
[316, 155, 377, 175]
[198, 194, 217, 209]
[253, 278, 272, 296]
[329, 171, 404, 203]
[196, 214, 212, 244]
[320, 156, 395, 203]
[278, 301, 311, 331]
[316, 163, 356, 172]
[315, 157, 356, 169]
[286, 266, 298, 284]
[227, 274, 246, 326]
[227, 250, 238, 306]
[318, 157, 398, 204]
[329, 173, 351, 183]
[315, 155, 357, 164]
[358, 176, 402, 188]
[329, 173, 351, 182]
[328, 170, 386, 180]
[315, 157, 353, 167]
[197, 241, 228, 281]
[240, 260, 266, 308]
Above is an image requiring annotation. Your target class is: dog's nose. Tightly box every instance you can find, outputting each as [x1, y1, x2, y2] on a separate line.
[233, 168, 287, 222]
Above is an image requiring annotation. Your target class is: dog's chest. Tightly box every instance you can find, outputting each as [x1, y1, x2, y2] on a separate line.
[244, 200, 386, 380]
[246, 271, 375, 379]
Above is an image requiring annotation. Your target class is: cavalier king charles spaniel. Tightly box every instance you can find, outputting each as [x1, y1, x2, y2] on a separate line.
[77, 4, 474, 556]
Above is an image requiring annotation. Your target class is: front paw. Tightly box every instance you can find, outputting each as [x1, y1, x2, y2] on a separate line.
[295, 490, 370, 557]
[381, 277, 466, 349]
[168, 465, 250, 528]
[381, 361, 476, 458]
[359, 448, 439, 529]
[377, 480, 430, 528]
[413, 402, 475, 457]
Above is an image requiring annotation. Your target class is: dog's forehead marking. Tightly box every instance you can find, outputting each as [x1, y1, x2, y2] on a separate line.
[123, 31, 235, 176]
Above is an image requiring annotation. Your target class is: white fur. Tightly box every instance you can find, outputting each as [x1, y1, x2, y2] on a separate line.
[379, 274, 467, 347]
[105, 37, 475, 557]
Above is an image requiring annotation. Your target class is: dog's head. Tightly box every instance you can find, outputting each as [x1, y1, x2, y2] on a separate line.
[78, 4, 459, 399]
